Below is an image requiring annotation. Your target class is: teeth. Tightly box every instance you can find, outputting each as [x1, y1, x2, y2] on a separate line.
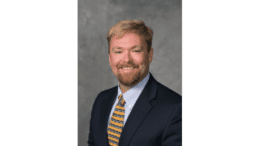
[123, 67, 133, 69]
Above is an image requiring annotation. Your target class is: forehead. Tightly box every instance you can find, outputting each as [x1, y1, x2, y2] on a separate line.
[110, 33, 144, 48]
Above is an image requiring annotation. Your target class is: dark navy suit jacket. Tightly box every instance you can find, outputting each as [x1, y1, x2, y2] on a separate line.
[88, 74, 182, 146]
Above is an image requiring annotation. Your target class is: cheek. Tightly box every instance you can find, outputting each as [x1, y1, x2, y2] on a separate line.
[133, 54, 144, 61]
[110, 58, 120, 71]
[140, 57, 149, 67]
[132, 54, 145, 63]
[140, 64, 146, 71]
[138, 56, 149, 71]
[110, 57, 118, 66]
[111, 62, 117, 71]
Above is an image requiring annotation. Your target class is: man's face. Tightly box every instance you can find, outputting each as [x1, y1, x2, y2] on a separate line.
[109, 32, 153, 87]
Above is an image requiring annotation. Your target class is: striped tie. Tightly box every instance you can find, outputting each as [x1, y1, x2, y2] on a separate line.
[107, 94, 126, 146]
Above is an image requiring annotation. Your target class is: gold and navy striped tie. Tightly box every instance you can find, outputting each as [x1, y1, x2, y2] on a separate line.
[107, 94, 126, 146]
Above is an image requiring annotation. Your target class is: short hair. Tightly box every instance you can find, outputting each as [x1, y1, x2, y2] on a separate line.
[107, 20, 153, 52]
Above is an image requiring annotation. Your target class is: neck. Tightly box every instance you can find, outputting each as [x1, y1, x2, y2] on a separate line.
[119, 72, 149, 94]
[119, 83, 132, 94]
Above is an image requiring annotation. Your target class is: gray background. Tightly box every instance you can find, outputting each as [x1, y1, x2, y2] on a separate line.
[78, 0, 181, 145]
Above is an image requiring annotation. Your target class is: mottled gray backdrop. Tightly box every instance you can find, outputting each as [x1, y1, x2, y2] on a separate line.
[78, 0, 181, 145]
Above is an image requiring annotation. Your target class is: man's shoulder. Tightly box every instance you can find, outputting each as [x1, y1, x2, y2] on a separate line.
[155, 81, 182, 103]
[100, 85, 117, 93]
[96, 85, 117, 99]
[149, 74, 181, 101]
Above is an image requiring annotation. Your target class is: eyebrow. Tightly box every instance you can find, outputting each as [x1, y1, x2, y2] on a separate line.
[131, 45, 142, 49]
[111, 45, 142, 52]
[112, 47, 122, 52]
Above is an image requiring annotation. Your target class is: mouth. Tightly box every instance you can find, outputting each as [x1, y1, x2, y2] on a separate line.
[122, 67, 134, 70]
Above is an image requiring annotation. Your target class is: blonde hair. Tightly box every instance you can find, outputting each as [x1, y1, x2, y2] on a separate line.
[107, 20, 153, 52]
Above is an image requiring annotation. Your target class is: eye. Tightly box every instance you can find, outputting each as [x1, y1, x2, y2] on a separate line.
[133, 50, 141, 53]
[114, 50, 122, 54]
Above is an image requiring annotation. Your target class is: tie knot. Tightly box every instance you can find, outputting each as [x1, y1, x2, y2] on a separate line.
[118, 94, 125, 106]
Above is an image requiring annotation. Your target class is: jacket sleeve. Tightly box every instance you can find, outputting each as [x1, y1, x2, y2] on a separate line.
[88, 94, 99, 146]
[161, 103, 182, 146]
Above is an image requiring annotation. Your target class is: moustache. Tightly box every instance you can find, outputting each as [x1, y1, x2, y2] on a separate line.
[117, 62, 138, 68]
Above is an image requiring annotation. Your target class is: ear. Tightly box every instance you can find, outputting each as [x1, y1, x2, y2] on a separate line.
[149, 47, 153, 63]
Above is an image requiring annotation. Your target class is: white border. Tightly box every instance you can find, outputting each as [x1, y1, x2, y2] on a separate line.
[183, 0, 260, 145]
[0, 0, 77, 145]
[1, 0, 260, 145]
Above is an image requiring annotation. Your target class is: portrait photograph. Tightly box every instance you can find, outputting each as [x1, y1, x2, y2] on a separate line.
[78, 0, 182, 146]
[1, 0, 260, 146]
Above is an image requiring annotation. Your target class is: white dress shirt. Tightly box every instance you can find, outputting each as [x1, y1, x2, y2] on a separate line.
[107, 73, 150, 127]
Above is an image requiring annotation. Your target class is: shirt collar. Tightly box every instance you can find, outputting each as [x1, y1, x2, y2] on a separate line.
[117, 72, 150, 104]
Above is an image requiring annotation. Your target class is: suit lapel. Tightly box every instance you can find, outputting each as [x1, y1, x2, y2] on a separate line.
[119, 74, 158, 146]
[98, 88, 117, 146]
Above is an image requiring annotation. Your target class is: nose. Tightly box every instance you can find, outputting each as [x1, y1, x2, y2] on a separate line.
[122, 50, 132, 63]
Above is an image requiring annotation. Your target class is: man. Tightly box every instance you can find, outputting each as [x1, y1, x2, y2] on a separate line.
[88, 20, 181, 146]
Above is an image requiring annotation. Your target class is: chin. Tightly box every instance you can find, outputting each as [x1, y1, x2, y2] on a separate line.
[117, 73, 140, 87]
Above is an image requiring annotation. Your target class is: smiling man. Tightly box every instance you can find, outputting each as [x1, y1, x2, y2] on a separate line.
[88, 20, 182, 146]
[109, 32, 153, 93]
